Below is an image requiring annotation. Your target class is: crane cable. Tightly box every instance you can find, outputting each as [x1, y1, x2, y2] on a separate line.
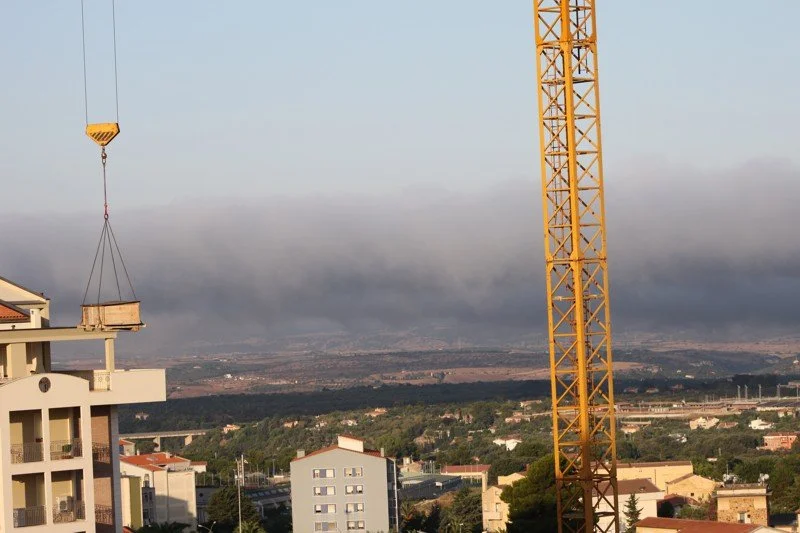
[80, 0, 137, 306]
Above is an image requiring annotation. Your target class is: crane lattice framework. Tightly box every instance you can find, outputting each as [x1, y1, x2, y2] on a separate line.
[533, 1, 618, 532]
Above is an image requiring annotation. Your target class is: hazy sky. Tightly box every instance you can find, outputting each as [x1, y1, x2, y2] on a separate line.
[3, 1, 800, 212]
[2, 2, 800, 356]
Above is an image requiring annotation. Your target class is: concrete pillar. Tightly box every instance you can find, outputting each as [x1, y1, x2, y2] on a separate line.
[104, 339, 115, 373]
[184, 434, 193, 446]
[153, 436, 161, 451]
[7, 343, 27, 379]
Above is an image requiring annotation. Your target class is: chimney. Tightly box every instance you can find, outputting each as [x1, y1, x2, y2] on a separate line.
[380, 447, 385, 457]
[297, 450, 305, 459]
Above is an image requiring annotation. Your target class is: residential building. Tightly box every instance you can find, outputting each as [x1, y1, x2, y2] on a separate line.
[0, 275, 166, 532]
[689, 417, 720, 430]
[761, 432, 799, 452]
[595, 479, 663, 532]
[119, 452, 198, 529]
[749, 419, 775, 431]
[492, 437, 522, 451]
[119, 474, 155, 529]
[195, 485, 222, 524]
[636, 517, 784, 532]
[222, 424, 241, 434]
[290, 435, 399, 532]
[664, 473, 717, 502]
[119, 438, 136, 457]
[482, 471, 525, 532]
[715, 483, 771, 526]
[482, 485, 509, 532]
[617, 461, 694, 491]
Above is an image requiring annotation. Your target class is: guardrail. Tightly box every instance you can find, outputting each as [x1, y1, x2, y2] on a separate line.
[50, 438, 83, 460]
[53, 500, 85, 523]
[10, 442, 44, 464]
[95, 504, 114, 525]
[13, 506, 46, 527]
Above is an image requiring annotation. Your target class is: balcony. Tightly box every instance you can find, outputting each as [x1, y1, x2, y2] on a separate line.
[13, 506, 46, 527]
[50, 438, 83, 461]
[55, 369, 166, 405]
[53, 500, 86, 523]
[11, 442, 44, 464]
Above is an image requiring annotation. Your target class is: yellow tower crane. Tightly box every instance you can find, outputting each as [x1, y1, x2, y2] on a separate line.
[533, 1, 618, 532]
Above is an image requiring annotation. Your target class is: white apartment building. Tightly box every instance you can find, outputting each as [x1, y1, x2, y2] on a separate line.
[119, 452, 199, 529]
[593, 478, 663, 532]
[290, 435, 399, 532]
[0, 275, 166, 532]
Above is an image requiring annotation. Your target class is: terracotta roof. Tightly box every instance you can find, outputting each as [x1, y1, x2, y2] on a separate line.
[634, 517, 758, 532]
[661, 494, 699, 506]
[595, 478, 660, 496]
[618, 460, 692, 468]
[292, 445, 383, 462]
[764, 432, 798, 437]
[441, 464, 490, 474]
[119, 438, 134, 446]
[0, 301, 28, 323]
[120, 452, 191, 472]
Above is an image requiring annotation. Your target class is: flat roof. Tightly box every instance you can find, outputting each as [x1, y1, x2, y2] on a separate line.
[0, 327, 116, 343]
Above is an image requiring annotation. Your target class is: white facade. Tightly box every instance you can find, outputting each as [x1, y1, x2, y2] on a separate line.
[0, 276, 166, 532]
[290, 436, 398, 533]
[594, 479, 663, 533]
[119, 453, 198, 529]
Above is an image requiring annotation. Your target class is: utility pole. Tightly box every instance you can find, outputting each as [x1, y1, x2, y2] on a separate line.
[745, 385, 748, 400]
[737, 385, 741, 400]
[237, 454, 245, 530]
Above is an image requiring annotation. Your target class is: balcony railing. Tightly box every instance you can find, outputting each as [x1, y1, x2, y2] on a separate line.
[50, 438, 83, 460]
[53, 500, 85, 523]
[95, 504, 114, 525]
[13, 506, 46, 527]
[92, 442, 111, 463]
[10, 442, 44, 464]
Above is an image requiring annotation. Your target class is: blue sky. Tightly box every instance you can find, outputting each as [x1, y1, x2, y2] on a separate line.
[2, 1, 799, 214]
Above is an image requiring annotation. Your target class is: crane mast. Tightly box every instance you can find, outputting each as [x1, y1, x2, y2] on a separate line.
[533, 1, 618, 532]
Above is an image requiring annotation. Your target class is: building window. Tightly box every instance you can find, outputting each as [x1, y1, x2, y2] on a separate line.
[315, 522, 338, 531]
[313, 469, 335, 479]
[738, 512, 747, 523]
[344, 467, 363, 477]
[345, 485, 364, 494]
[347, 521, 366, 530]
[314, 486, 335, 496]
[314, 504, 336, 514]
[346, 502, 365, 513]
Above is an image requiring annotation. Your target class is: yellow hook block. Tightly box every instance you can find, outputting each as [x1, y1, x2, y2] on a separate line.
[86, 123, 120, 147]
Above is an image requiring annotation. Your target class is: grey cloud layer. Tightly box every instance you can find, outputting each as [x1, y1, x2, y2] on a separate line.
[2, 160, 799, 354]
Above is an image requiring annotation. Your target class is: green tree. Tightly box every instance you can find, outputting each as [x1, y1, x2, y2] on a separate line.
[623, 493, 641, 532]
[422, 503, 443, 533]
[401, 501, 425, 532]
[136, 523, 189, 533]
[677, 504, 709, 520]
[235, 522, 266, 533]
[439, 487, 482, 533]
[500, 455, 558, 533]
[207, 486, 260, 527]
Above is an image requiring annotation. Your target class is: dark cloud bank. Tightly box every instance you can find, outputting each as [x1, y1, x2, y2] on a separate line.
[2, 159, 799, 356]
